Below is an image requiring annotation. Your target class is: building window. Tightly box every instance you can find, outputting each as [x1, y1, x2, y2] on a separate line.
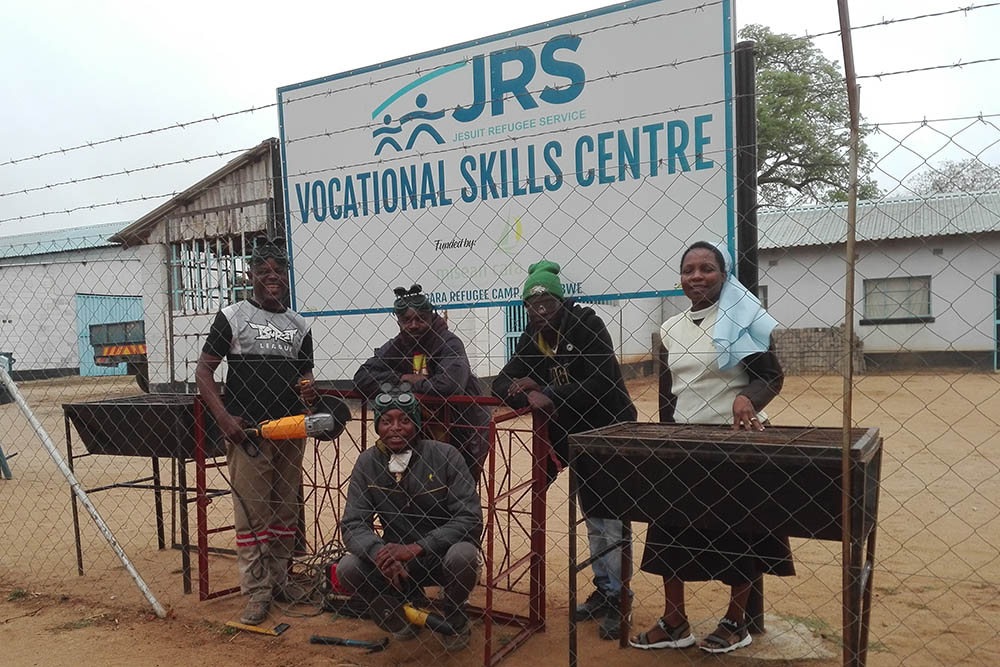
[170, 233, 266, 315]
[861, 276, 933, 324]
[757, 285, 768, 310]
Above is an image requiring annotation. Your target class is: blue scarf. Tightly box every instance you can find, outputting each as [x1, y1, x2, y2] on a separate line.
[712, 242, 779, 371]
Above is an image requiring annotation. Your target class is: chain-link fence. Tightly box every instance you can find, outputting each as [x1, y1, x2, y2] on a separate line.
[2, 2, 1000, 666]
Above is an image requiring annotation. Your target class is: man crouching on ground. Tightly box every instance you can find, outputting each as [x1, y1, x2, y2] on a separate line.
[338, 383, 482, 651]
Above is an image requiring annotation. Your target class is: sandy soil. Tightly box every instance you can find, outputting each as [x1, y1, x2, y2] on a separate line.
[1, 372, 999, 666]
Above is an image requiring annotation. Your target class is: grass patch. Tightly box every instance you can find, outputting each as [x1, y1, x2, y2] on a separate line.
[51, 612, 116, 632]
[7, 588, 29, 601]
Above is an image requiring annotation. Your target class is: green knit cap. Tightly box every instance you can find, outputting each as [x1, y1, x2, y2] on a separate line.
[522, 260, 564, 301]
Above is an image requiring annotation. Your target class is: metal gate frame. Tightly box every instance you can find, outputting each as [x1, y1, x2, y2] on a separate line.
[191, 390, 548, 666]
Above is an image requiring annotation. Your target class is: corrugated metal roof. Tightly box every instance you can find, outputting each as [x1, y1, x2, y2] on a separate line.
[758, 190, 1000, 249]
[0, 221, 129, 259]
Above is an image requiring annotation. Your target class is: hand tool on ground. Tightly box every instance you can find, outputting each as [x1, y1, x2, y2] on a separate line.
[403, 603, 459, 636]
[367, 593, 460, 636]
[225, 621, 291, 636]
[308, 635, 390, 652]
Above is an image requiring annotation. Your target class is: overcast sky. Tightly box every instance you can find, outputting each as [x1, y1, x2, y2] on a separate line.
[1, 0, 996, 234]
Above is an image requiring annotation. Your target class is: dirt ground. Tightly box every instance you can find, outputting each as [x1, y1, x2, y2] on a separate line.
[1, 372, 999, 666]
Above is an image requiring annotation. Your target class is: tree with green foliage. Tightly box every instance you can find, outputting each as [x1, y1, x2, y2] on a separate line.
[908, 158, 1000, 195]
[741, 24, 880, 206]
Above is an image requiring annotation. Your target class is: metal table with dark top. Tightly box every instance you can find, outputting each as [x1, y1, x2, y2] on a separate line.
[63, 394, 226, 594]
[567, 422, 882, 667]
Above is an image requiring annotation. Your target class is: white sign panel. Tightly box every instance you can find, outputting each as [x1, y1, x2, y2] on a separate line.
[278, 0, 735, 316]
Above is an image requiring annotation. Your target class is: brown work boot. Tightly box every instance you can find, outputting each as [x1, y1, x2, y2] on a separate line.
[240, 598, 270, 625]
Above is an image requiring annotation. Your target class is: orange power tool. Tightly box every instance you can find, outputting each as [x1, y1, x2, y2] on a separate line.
[242, 394, 351, 449]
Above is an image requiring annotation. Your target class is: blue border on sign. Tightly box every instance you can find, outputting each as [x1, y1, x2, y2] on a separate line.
[277, 0, 734, 316]
[299, 288, 688, 318]
[722, 0, 736, 258]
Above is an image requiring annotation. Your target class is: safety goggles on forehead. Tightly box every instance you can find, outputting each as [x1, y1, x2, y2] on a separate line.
[375, 382, 415, 406]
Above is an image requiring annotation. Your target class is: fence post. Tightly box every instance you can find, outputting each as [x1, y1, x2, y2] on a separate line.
[735, 38, 766, 636]
[735, 39, 760, 296]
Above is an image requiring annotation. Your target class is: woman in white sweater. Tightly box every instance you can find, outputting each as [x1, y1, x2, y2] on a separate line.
[629, 241, 792, 655]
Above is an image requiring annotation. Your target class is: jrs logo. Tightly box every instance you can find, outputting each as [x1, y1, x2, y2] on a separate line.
[371, 35, 585, 156]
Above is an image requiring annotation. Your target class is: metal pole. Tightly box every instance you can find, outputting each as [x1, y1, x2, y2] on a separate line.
[0, 368, 167, 618]
[194, 397, 211, 600]
[735, 38, 766, 634]
[484, 418, 497, 667]
[838, 1, 862, 665]
[66, 416, 84, 576]
[568, 437, 578, 667]
[735, 40, 760, 295]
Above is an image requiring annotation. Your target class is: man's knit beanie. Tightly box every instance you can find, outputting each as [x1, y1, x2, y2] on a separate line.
[522, 260, 564, 301]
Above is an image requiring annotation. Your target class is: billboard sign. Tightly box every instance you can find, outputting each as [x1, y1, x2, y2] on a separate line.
[278, 0, 736, 316]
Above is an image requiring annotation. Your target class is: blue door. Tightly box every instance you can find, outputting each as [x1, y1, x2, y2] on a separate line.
[75, 294, 144, 377]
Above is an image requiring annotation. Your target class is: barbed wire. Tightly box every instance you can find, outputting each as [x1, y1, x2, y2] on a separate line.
[3, 0, 997, 171]
[0, 147, 254, 200]
[0, 191, 180, 224]
[13, 87, 1000, 232]
[0, 65, 889, 217]
[18, 118, 989, 230]
[0, 143, 732, 226]
[7, 54, 996, 215]
[801, 1, 1000, 41]
[857, 56, 1000, 80]
[0, 0, 725, 169]
[868, 112, 1000, 127]
[0, 77, 841, 221]
[6, 92, 998, 226]
[0, 53, 773, 205]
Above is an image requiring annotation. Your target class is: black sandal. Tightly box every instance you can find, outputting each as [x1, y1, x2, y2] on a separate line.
[699, 617, 752, 654]
[628, 617, 696, 649]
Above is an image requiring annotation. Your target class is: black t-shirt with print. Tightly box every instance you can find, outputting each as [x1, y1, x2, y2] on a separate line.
[202, 299, 314, 423]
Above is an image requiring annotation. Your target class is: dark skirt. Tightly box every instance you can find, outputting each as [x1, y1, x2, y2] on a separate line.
[640, 521, 796, 586]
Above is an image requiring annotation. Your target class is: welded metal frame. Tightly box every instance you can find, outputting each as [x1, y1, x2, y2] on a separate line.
[191, 390, 549, 666]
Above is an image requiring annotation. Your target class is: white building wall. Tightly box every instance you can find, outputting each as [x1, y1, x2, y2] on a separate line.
[141, 244, 170, 386]
[0, 244, 161, 372]
[759, 235, 997, 353]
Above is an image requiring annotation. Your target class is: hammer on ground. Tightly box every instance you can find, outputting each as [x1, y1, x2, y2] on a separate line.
[309, 635, 390, 653]
[225, 621, 290, 636]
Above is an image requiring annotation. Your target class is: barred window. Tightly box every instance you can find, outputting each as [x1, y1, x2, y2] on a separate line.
[862, 276, 931, 322]
[170, 233, 266, 315]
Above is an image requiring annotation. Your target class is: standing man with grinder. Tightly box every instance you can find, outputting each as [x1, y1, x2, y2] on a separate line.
[195, 238, 318, 626]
